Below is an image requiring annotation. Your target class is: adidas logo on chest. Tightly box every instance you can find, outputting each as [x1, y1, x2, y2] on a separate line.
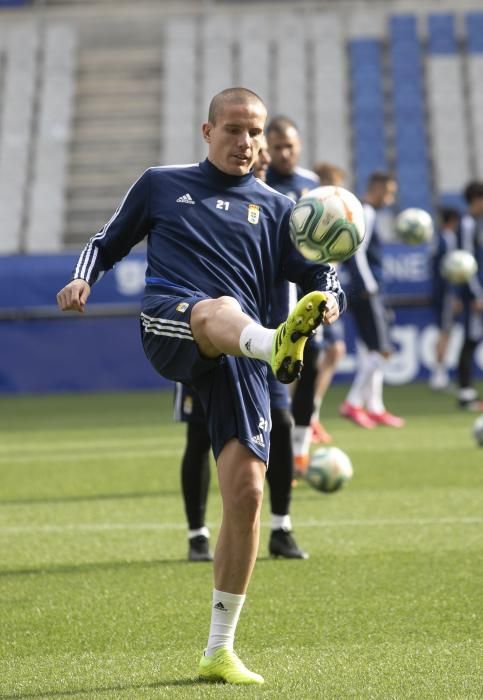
[176, 193, 195, 205]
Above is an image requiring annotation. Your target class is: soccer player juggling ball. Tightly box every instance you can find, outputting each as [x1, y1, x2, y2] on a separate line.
[57, 87, 345, 685]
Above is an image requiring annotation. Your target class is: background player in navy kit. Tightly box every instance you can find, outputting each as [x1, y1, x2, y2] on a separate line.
[456, 181, 483, 410]
[177, 139, 308, 561]
[292, 162, 349, 473]
[339, 171, 404, 429]
[265, 117, 329, 469]
[56, 87, 345, 685]
[265, 116, 319, 199]
[429, 207, 460, 391]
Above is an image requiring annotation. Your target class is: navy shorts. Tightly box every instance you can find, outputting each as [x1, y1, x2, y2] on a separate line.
[349, 294, 393, 354]
[175, 371, 289, 424]
[141, 292, 271, 462]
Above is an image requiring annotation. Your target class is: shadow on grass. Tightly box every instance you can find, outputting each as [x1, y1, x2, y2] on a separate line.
[0, 490, 181, 506]
[0, 556, 208, 578]
[3, 677, 205, 699]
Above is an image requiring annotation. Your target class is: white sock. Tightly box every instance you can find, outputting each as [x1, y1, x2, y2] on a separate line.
[312, 396, 322, 421]
[239, 322, 275, 362]
[205, 589, 246, 656]
[364, 352, 385, 414]
[188, 526, 209, 540]
[271, 513, 292, 531]
[292, 425, 312, 457]
[346, 345, 375, 407]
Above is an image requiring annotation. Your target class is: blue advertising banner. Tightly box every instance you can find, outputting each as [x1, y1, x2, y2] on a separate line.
[0, 247, 481, 394]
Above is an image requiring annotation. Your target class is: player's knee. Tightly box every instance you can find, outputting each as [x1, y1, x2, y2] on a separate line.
[191, 296, 241, 339]
[228, 477, 264, 522]
[236, 484, 264, 522]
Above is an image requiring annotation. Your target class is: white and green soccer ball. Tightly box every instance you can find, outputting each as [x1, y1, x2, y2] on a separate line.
[395, 207, 434, 245]
[306, 446, 354, 493]
[473, 415, 483, 447]
[440, 249, 478, 285]
[289, 186, 365, 263]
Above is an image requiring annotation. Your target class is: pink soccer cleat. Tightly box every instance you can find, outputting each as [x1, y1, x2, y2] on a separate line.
[366, 410, 405, 428]
[339, 402, 376, 429]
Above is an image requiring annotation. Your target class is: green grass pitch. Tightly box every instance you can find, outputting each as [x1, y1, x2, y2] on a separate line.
[0, 383, 481, 699]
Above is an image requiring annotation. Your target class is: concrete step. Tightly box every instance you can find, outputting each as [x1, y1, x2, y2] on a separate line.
[75, 98, 160, 118]
[71, 124, 160, 142]
[67, 171, 141, 189]
[78, 47, 161, 68]
[75, 79, 160, 96]
[70, 138, 156, 155]
[70, 157, 156, 173]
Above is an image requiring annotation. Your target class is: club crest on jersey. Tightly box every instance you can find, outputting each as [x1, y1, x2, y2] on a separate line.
[176, 302, 189, 313]
[247, 204, 260, 224]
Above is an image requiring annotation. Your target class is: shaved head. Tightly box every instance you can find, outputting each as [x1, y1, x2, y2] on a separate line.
[208, 87, 266, 125]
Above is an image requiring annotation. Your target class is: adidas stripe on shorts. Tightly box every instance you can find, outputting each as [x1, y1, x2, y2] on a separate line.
[141, 292, 271, 462]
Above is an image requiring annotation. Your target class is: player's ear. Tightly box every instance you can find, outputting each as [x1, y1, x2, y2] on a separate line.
[202, 122, 212, 143]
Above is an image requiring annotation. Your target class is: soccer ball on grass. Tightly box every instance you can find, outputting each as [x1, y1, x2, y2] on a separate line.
[289, 186, 365, 263]
[306, 446, 354, 493]
[395, 208, 434, 245]
[440, 249, 478, 285]
[473, 415, 483, 447]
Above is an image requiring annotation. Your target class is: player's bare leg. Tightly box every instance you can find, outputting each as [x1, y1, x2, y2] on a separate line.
[214, 439, 265, 593]
[191, 291, 333, 384]
[199, 439, 265, 685]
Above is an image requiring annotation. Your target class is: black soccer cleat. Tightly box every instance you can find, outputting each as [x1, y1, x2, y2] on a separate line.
[269, 529, 309, 559]
[188, 535, 213, 562]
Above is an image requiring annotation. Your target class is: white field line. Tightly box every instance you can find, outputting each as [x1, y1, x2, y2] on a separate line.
[0, 517, 481, 535]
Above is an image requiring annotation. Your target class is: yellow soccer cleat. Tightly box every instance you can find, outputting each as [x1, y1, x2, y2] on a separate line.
[271, 291, 327, 383]
[198, 647, 264, 685]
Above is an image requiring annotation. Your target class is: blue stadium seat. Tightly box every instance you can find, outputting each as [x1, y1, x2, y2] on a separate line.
[390, 14, 418, 41]
[428, 13, 457, 54]
[465, 12, 483, 52]
[389, 14, 432, 215]
[349, 38, 388, 196]
[438, 193, 466, 213]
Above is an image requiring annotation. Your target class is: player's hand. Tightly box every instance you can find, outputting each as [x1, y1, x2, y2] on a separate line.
[56, 279, 91, 313]
[322, 292, 339, 324]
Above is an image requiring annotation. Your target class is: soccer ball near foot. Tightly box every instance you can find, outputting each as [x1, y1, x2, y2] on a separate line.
[289, 186, 365, 263]
[306, 446, 354, 493]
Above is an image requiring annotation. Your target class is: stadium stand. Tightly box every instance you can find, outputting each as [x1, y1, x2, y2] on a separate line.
[0, 24, 38, 253]
[199, 13, 235, 159]
[349, 39, 388, 195]
[271, 12, 309, 151]
[311, 13, 350, 175]
[389, 14, 433, 212]
[0, 3, 482, 252]
[237, 13, 271, 121]
[26, 25, 77, 252]
[426, 13, 469, 212]
[162, 17, 199, 164]
[466, 11, 483, 182]
[64, 44, 162, 247]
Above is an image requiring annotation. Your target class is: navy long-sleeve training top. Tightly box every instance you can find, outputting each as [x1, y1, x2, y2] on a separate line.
[73, 159, 345, 326]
